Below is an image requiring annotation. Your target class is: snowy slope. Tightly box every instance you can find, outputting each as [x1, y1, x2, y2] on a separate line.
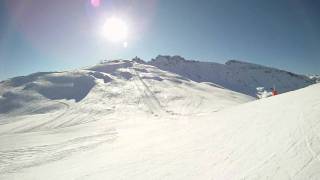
[0, 60, 252, 117]
[149, 55, 315, 97]
[0, 63, 319, 180]
[0, 59, 255, 179]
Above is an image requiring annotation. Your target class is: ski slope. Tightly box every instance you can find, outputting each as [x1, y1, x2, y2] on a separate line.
[0, 60, 253, 117]
[0, 60, 319, 179]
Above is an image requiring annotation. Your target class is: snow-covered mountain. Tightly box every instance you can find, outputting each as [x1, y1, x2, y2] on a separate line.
[0, 57, 319, 179]
[309, 74, 320, 83]
[0, 60, 253, 117]
[149, 55, 315, 97]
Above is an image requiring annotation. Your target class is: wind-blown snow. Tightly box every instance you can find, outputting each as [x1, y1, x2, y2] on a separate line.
[0, 58, 319, 180]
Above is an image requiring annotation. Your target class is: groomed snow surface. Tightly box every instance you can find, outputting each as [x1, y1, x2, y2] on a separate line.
[0, 59, 319, 179]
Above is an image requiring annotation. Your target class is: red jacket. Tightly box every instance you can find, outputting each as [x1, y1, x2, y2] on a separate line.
[272, 90, 278, 96]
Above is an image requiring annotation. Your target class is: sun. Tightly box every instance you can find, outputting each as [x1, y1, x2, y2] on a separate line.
[102, 17, 128, 43]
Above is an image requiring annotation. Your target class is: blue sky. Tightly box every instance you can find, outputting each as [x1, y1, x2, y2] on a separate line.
[0, 0, 319, 80]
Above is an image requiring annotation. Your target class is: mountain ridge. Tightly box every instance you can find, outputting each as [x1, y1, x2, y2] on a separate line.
[0, 59, 254, 116]
[148, 55, 314, 96]
[1, 55, 315, 101]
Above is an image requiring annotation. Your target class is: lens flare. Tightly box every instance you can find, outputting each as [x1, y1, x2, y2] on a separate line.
[91, 0, 100, 7]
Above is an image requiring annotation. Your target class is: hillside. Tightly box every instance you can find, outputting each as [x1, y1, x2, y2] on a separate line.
[0, 60, 252, 117]
[0, 58, 319, 179]
[149, 55, 315, 97]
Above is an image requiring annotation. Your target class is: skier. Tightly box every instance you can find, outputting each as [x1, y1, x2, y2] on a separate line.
[271, 87, 278, 96]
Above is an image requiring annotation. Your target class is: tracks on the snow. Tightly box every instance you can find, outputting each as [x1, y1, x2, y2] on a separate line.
[131, 66, 167, 116]
[0, 129, 117, 173]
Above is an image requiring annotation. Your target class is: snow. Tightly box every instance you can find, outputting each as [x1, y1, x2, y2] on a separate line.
[309, 75, 320, 83]
[256, 87, 273, 98]
[0, 59, 319, 179]
[149, 55, 315, 97]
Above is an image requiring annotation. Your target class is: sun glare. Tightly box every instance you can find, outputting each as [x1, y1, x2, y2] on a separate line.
[90, 0, 100, 7]
[102, 17, 128, 43]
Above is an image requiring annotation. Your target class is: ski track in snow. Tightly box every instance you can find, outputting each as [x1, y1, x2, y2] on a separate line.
[131, 66, 167, 116]
[0, 129, 117, 173]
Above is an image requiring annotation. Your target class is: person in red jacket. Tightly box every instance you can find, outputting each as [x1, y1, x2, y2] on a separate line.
[271, 87, 278, 96]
